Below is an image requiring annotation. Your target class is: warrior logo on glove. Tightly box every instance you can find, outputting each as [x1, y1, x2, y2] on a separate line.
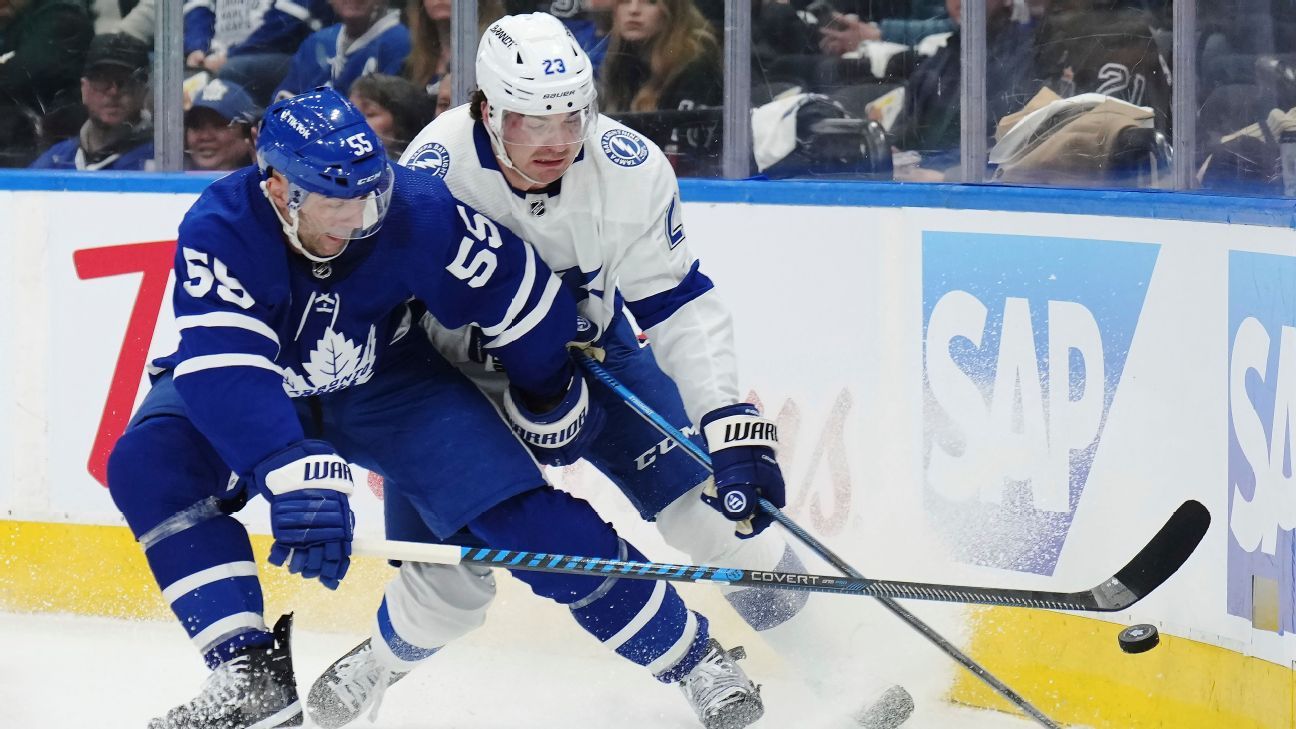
[718, 420, 778, 445]
[722, 489, 749, 517]
[701, 404, 786, 538]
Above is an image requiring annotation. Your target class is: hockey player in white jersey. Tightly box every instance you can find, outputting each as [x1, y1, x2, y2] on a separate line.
[309, 11, 913, 728]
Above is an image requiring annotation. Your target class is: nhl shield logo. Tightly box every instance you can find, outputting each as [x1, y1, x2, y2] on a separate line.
[530, 198, 546, 216]
[405, 141, 450, 178]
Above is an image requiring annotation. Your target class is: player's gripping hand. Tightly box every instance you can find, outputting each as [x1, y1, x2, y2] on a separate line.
[568, 315, 605, 362]
[504, 364, 606, 467]
[251, 440, 356, 589]
[700, 404, 785, 538]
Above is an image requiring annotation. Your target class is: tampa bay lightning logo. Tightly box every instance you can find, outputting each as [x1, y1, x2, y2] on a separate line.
[405, 141, 450, 178]
[601, 129, 649, 167]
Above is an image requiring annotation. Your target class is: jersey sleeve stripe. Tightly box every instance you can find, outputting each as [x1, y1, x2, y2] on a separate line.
[173, 353, 284, 378]
[485, 275, 562, 349]
[479, 243, 537, 337]
[625, 261, 715, 331]
[177, 312, 281, 350]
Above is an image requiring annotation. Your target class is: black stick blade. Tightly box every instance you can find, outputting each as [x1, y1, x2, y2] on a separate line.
[1110, 499, 1211, 601]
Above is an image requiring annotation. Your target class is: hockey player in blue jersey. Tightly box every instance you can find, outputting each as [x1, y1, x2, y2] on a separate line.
[309, 12, 915, 728]
[107, 87, 761, 729]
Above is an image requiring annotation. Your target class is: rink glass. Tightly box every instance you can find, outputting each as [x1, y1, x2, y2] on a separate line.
[14, 0, 1296, 196]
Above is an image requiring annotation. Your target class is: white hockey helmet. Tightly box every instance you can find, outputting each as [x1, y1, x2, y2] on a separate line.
[476, 13, 598, 165]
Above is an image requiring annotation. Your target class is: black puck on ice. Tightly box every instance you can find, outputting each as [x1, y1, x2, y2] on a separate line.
[1117, 624, 1160, 654]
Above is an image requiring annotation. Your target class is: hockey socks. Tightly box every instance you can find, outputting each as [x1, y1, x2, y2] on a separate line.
[140, 508, 271, 669]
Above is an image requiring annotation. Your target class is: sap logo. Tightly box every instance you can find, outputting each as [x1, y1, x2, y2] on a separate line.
[635, 425, 699, 470]
[922, 232, 1158, 574]
[1229, 318, 1296, 556]
[1227, 250, 1296, 632]
[926, 293, 1103, 513]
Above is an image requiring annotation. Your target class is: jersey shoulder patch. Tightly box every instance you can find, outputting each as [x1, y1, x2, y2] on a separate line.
[599, 127, 651, 168]
[404, 140, 451, 178]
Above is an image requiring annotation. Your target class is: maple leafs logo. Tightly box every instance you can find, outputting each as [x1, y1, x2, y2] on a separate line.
[283, 325, 377, 397]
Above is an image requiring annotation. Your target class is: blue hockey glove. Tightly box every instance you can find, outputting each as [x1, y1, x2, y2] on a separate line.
[251, 440, 355, 590]
[504, 367, 606, 466]
[700, 404, 785, 539]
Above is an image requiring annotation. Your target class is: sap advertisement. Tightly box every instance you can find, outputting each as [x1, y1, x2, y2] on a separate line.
[6, 183, 1296, 687]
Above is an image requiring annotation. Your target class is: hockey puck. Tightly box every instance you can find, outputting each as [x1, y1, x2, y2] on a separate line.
[1118, 624, 1160, 654]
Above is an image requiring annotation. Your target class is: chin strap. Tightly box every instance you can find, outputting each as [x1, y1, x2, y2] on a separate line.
[259, 179, 347, 263]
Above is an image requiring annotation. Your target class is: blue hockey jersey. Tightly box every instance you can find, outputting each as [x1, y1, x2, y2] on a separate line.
[30, 138, 154, 170]
[154, 164, 575, 477]
[271, 10, 409, 101]
[183, 0, 333, 57]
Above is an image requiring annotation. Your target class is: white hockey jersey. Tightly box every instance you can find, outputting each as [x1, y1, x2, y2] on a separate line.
[399, 105, 740, 424]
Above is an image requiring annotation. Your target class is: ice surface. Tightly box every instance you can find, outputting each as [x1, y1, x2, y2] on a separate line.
[3, 611, 1039, 728]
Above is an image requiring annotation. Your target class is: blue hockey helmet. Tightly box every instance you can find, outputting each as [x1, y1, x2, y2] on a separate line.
[256, 88, 394, 261]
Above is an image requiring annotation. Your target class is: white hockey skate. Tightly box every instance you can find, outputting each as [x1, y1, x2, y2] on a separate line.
[306, 638, 409, 729]
[677, 639, 765, 729]
[148, 613, 302, 729]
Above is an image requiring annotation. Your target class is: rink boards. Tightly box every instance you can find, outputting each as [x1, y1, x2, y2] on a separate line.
[2, 172, 1296, 727]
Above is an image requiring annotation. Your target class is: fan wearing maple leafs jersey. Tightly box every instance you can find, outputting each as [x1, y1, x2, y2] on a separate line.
[106, 89, 737, 729]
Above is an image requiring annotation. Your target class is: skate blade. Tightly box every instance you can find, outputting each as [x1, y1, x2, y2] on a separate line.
[247, 699, 303, 729]
[704, 694, 765, 729]
[853, 685, 914, 729]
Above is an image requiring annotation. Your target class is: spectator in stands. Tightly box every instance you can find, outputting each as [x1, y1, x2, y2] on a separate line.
[349, 73, 436, 158]
[889, 0, 1040, 179]
[403, 0, 503, 93]
[184, 79, 261, 171]
[272, 0, 409, 101]
[547, 0, 615, 73]
[600, 0, 722, 174]
[185, 0, 335, 105]
[112, 0, 156, 44]
[433, 70, 452, 116]
[601, 0, 721, 113]
[818, 0, 954, 55]
[1033, 0, 1171, 132]
[0, 0, 94, 161]
[30, 32, 154, 170]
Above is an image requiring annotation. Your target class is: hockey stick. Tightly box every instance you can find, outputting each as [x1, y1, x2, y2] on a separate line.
[354, 500, 1204, 611]
[575, 354, 1199, 729]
